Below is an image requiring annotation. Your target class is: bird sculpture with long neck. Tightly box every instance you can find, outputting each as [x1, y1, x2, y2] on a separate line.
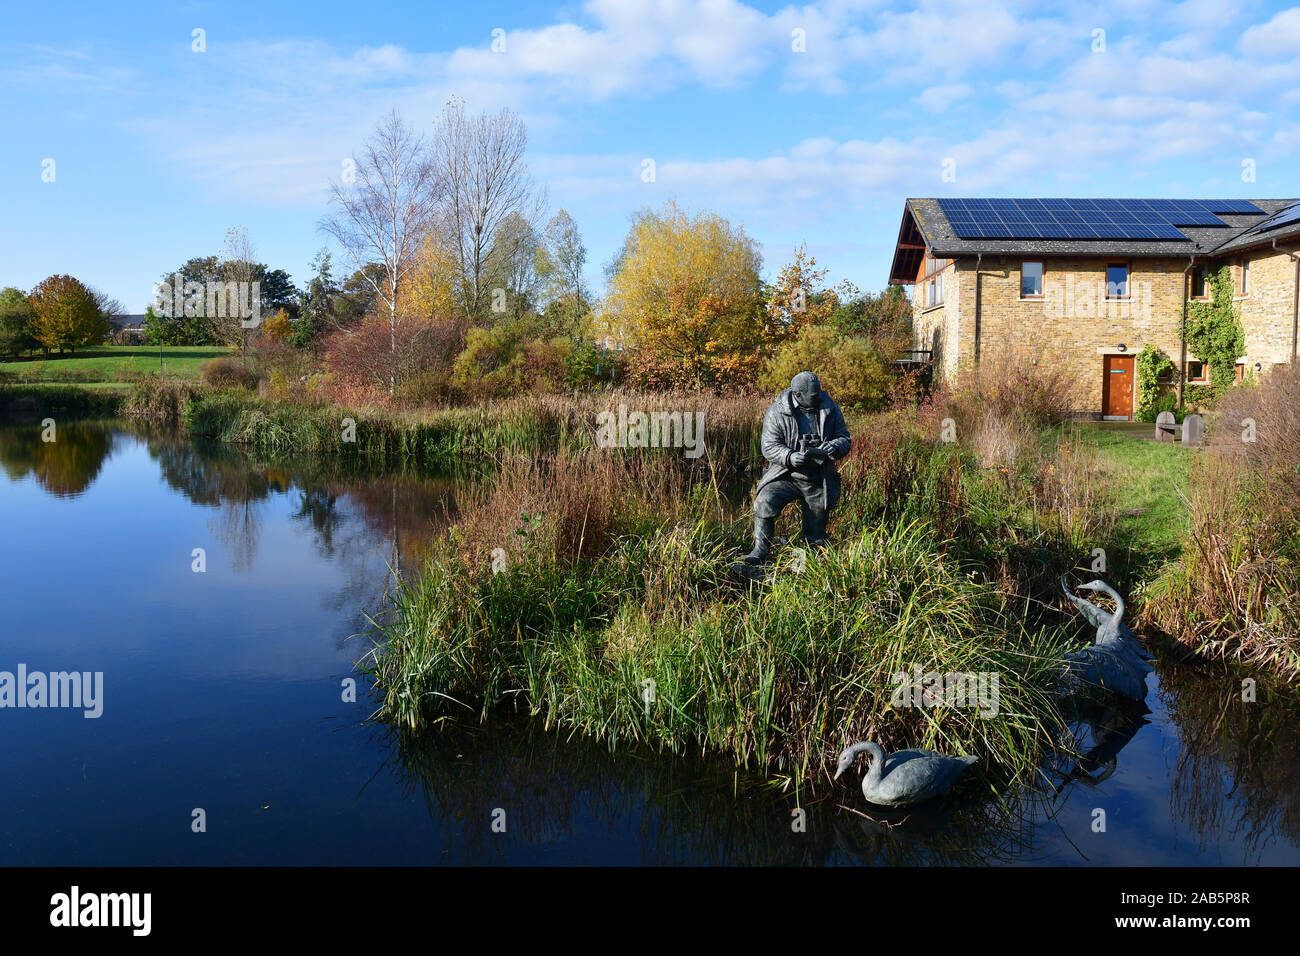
[834, 741, 977, 808]
[1060, 578, 1153, 702]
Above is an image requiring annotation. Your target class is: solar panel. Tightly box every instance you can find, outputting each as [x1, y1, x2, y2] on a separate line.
[1206, 200, 1265, 214]
[1252, 202, 1300, 233]
[934, 197, 1258, 241]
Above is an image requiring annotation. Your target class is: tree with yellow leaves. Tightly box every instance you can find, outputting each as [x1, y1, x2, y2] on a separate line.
[602, 201, 765, 388]
[28, 275, 108, 354]
[402, 231, 462, 325]
[261, 307, 292, 342]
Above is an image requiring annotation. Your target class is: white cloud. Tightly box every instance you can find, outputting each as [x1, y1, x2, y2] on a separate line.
[917, 82, 971, 111]
[1238, 7, 1300, 57]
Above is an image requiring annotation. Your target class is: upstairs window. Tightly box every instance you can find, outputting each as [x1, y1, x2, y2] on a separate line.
[921, 254, 945, 307]
[1021, 260, 1044, 298]
[1106, 263, 1129, 299]
[1240, 260, 1251, 296]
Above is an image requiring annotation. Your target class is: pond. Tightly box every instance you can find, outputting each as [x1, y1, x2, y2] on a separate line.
[1, 422, 1298, 865]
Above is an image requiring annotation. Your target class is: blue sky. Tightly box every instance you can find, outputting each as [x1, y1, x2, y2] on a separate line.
[3, 0, 1299, 311]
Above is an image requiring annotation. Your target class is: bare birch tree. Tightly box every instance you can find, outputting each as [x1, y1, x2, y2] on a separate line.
[431, 98, 545, 323]
[219, 226, 258, 360]
[321, 110, 443, 390]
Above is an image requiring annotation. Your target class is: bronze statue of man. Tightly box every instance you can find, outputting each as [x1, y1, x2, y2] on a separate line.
[741, 371, 852, 565]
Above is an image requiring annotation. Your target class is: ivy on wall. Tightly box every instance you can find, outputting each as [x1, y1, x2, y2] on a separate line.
[1136, 344, 1175, 422]
[1184, 265, 1244, 406]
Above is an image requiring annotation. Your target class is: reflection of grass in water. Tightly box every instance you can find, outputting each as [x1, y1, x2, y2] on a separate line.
[1159, 661, 1300, 857]
[378, 717, 1050, 866]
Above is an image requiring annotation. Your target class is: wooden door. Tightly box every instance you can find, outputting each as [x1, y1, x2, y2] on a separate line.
[1103, 355, 1135, 419]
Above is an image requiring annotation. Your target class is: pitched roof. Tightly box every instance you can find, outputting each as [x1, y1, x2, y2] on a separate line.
[1210, 202, 1300, 255]
[890, 198, 1300, 283]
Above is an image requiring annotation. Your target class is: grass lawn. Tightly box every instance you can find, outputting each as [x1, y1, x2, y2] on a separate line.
[1078, 421, 1192, 575]
[0, 345, 232, 383]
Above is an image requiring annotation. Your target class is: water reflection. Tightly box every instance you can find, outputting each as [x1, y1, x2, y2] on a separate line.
[0, 422, 116, 497]
[137, 430, 460, 578]
[379, 719, 1059, 865]
[1160, 662, 1300, 854]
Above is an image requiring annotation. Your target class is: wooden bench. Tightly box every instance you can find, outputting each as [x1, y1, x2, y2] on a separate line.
[1155, 411, 1177, 442]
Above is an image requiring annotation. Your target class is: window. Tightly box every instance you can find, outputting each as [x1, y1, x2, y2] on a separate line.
[1106, 263, 1129, 298]
[920, 254, 945, 307]
[1235, 364, 1245, 384]
[1191, 266, 1208, 300]
[1240, 260, 1251, 296]
[1157, 364, 1174, 384]
[1021, 260, 1044, 298]
[1186, 361, 1209, 384]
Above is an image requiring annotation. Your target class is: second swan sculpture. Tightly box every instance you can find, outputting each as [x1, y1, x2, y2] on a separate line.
[834, 741, 978, 807]
[1060, 577, 1154, 702]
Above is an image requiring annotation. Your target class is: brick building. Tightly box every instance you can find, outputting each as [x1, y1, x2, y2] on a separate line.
[888, 198, 1300, 419]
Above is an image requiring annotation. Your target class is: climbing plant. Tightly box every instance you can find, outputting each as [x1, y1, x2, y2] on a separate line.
[1135, 344, 1175, 421]
[1184, 265, 1244, 406]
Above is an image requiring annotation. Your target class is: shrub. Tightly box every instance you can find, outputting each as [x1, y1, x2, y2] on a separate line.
[940, 352, 1072, 469]
[200, 357, 260, 390]
[759, 324, 891, 411]
[323, 313, 464, 403]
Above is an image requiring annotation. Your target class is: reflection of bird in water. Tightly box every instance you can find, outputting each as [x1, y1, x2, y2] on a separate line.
[1054, 700, 1150, 795]
[1060, 578, 1154, 702]
[834, 741, 977, 808]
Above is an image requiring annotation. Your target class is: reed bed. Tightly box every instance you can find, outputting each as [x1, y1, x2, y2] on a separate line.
[365, 428, 1077, 792]
[130, 384, 768, 479]
[1145, 366, 1300, 677]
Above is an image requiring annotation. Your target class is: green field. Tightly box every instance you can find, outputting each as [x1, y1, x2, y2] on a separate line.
[0, 346, 232, 383]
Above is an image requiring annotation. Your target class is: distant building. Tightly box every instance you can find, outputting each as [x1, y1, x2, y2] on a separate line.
[113, 314, 148, 345]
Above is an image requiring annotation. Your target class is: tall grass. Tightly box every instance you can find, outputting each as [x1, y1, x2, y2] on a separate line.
[0, 383, 126, 420]
[936, 353, 1074, 470]
[365, 426, 1077, 792]
[144, 385, 767, 479]
[1146, 366, 1300, 676]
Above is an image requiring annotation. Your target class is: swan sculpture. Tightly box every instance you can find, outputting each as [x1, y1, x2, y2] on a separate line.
[834, 741, 978, 807]
[1060, 577, 1153, 702]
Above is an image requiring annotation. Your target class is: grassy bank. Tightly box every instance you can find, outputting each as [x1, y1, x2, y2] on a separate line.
[0, 383, 127, 419]
[0, 345, 227, 384]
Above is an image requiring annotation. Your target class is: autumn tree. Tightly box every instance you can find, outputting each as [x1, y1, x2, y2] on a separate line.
[602, 201, 765, 388]
[28, 275, 108, 354]
[402, 233, 460, 324]
[261, 308, 292, 342]
[764, 245, 860, 339]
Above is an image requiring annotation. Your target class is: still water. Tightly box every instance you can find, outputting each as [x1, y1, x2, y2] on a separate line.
[1, 422, 1297, 865]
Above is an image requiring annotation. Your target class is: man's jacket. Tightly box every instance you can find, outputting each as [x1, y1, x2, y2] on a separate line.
[757, 388, 852, 495]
